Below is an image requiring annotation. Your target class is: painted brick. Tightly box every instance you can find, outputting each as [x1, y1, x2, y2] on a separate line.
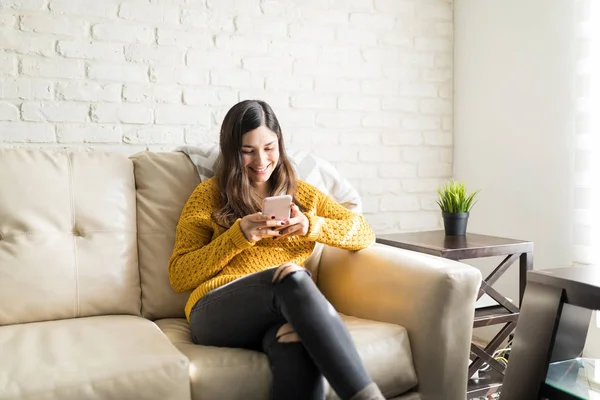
[289, 23, 335, 42]
[1, 29, 54, 56]
[0, 102, 19, 121]
[361, 179, 403, 195]
[418, 162, 452, 178]
[302, 8, 349, 25]
[181, 8, 235, 31]
[2, 0, 44, 10]
[56, 124, 122, 143]
[0, 122, 55, 142]
[314, 78, 360, 94]
[215, 35, 268, 54]
[339, 131, 381, 145]
[56, 82, 121, 102]
[424, 131, 453, 146]
[91, 103, 153, 124]
[362, 113, 401, 128]
[0, 14, 16, 28]
[20, 14, 88, 36]
[1, 78, 53, 100]
[88, 63, 148, 83]
[57, 41, 124, 62]
[338, 95, 380, 111]
[206, 0, 261, 15]
[243, 56, 293, 74]
[381, 131, 423, 146]
[267, 75, 313, 92]
[0, 52, 16, 76]
[403, 116, 440, 130]
[400, 212, 440, 230]
[157, 28, 213, 48]
[374, 0, 414, 15]
[185, 125, 218, 144]
[187, 50, 242, 68]
[316, 111, 361, 128]
[420, 99, 452, 115]
[92, 24, 155, 44]
[335, 27, 378, 46]
[349, 13, 395, 30]
[154, 104, 210, 125]
[21, 57, 85, 79]
[150, 66, 208, 85]
[210, 69, 262, 89]
[118, 2, 179, 24]
[235, 15, 288, 37]
[291, 93, 336, 109]
[22, 101, 89, 122]
[123, 84, 182, 104]
[125, 44, 185, 65]
[238, 91, 288, 109]
[122, 125, 184, 144]
[359, 147, 402, 162]
[183, 87, 237, 106]
[378, 163, 418, 178]
[380, 195, 421, 212]
[49, 0, 118, 18]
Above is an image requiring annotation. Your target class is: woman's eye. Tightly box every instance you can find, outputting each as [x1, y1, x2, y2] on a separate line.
[242, 151, 253, 155]
[265, 147, 274, 151]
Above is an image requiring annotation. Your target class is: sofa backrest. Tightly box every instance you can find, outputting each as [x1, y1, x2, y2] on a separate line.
[130, 151, 200, 320]
[0, 149, 141, 326]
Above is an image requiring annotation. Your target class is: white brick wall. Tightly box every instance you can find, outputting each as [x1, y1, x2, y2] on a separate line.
[0, 0, 454, 233]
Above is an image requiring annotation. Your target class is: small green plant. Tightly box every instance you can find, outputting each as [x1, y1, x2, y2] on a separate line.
[436, 180, 480, 213]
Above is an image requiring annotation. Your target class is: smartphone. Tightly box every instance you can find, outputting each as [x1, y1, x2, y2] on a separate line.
[262, 194, 292, 220]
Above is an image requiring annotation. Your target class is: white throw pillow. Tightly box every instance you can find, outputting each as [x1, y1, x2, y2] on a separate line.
[176, 144, 362, 214]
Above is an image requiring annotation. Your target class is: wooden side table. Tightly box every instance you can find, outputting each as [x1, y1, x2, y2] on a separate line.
[376, 230, 534, 399]
[500, 266, 598, 400]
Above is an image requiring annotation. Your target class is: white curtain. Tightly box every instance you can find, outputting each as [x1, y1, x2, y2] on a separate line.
[573, 0, 600, 265]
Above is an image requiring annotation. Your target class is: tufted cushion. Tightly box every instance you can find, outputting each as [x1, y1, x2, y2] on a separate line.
[130, 151, 200, 320]
[0, 149, 141, 325]
[155, 314, 417, 400]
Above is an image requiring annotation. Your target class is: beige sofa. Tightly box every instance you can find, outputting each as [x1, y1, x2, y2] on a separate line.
[0, 149, 482, 400]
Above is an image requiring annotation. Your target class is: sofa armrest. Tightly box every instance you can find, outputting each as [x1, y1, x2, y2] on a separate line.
[317, 243, 482, 400]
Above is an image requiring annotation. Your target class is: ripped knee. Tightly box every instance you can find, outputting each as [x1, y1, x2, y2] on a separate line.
[276, 322, 301, 343]
[272, 262, 304, 282]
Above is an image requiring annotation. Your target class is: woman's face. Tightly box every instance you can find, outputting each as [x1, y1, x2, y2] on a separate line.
[241, 126, 280, 185]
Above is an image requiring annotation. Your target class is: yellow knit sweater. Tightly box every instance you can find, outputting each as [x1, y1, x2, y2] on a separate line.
[168, 178, 376, 321]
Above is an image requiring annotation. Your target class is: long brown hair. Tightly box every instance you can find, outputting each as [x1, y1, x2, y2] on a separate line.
[212, 100, 299, 228]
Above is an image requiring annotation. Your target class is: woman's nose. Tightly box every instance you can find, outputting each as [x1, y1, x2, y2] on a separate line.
[257, 151, 268, 164]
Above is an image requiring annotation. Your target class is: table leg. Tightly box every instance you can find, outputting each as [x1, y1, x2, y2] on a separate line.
[519, 252, 533, 307]
[500, 281, 563, 400]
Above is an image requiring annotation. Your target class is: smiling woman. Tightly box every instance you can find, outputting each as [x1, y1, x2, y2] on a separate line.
[167, 100, 381, 400]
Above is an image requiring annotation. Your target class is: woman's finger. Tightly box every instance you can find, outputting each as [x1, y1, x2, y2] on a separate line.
[259, 227, 281, 237]
[277, 224, 302, 239]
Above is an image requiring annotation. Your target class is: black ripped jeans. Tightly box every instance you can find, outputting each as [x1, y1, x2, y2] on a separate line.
[189, 267, 374, 400]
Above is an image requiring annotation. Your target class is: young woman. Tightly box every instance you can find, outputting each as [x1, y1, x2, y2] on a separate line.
[169, 100, 384, 400]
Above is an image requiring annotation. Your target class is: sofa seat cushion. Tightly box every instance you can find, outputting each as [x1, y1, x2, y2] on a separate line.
[156, 314, 417, 400]
[0, 315, 190, 400]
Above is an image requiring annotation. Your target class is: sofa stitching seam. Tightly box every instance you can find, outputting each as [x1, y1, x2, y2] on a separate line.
[67, 153, 80, 318]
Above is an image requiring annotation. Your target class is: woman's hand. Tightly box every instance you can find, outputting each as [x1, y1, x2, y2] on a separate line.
[276, 204, 309, 239]
[240, 213, 286, 243]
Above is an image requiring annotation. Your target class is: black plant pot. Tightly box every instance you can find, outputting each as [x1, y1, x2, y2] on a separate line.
[442, 212, 469, 236]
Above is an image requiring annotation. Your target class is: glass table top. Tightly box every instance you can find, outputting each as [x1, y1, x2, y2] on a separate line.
[546, 358, 600, 399]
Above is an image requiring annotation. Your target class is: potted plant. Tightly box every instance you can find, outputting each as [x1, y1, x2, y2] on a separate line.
[435, 180, 480, 236]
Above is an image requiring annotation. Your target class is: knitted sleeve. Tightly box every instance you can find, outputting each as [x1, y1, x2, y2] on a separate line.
[168, 187, 254, 293]
[304, 188, 376, 251]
